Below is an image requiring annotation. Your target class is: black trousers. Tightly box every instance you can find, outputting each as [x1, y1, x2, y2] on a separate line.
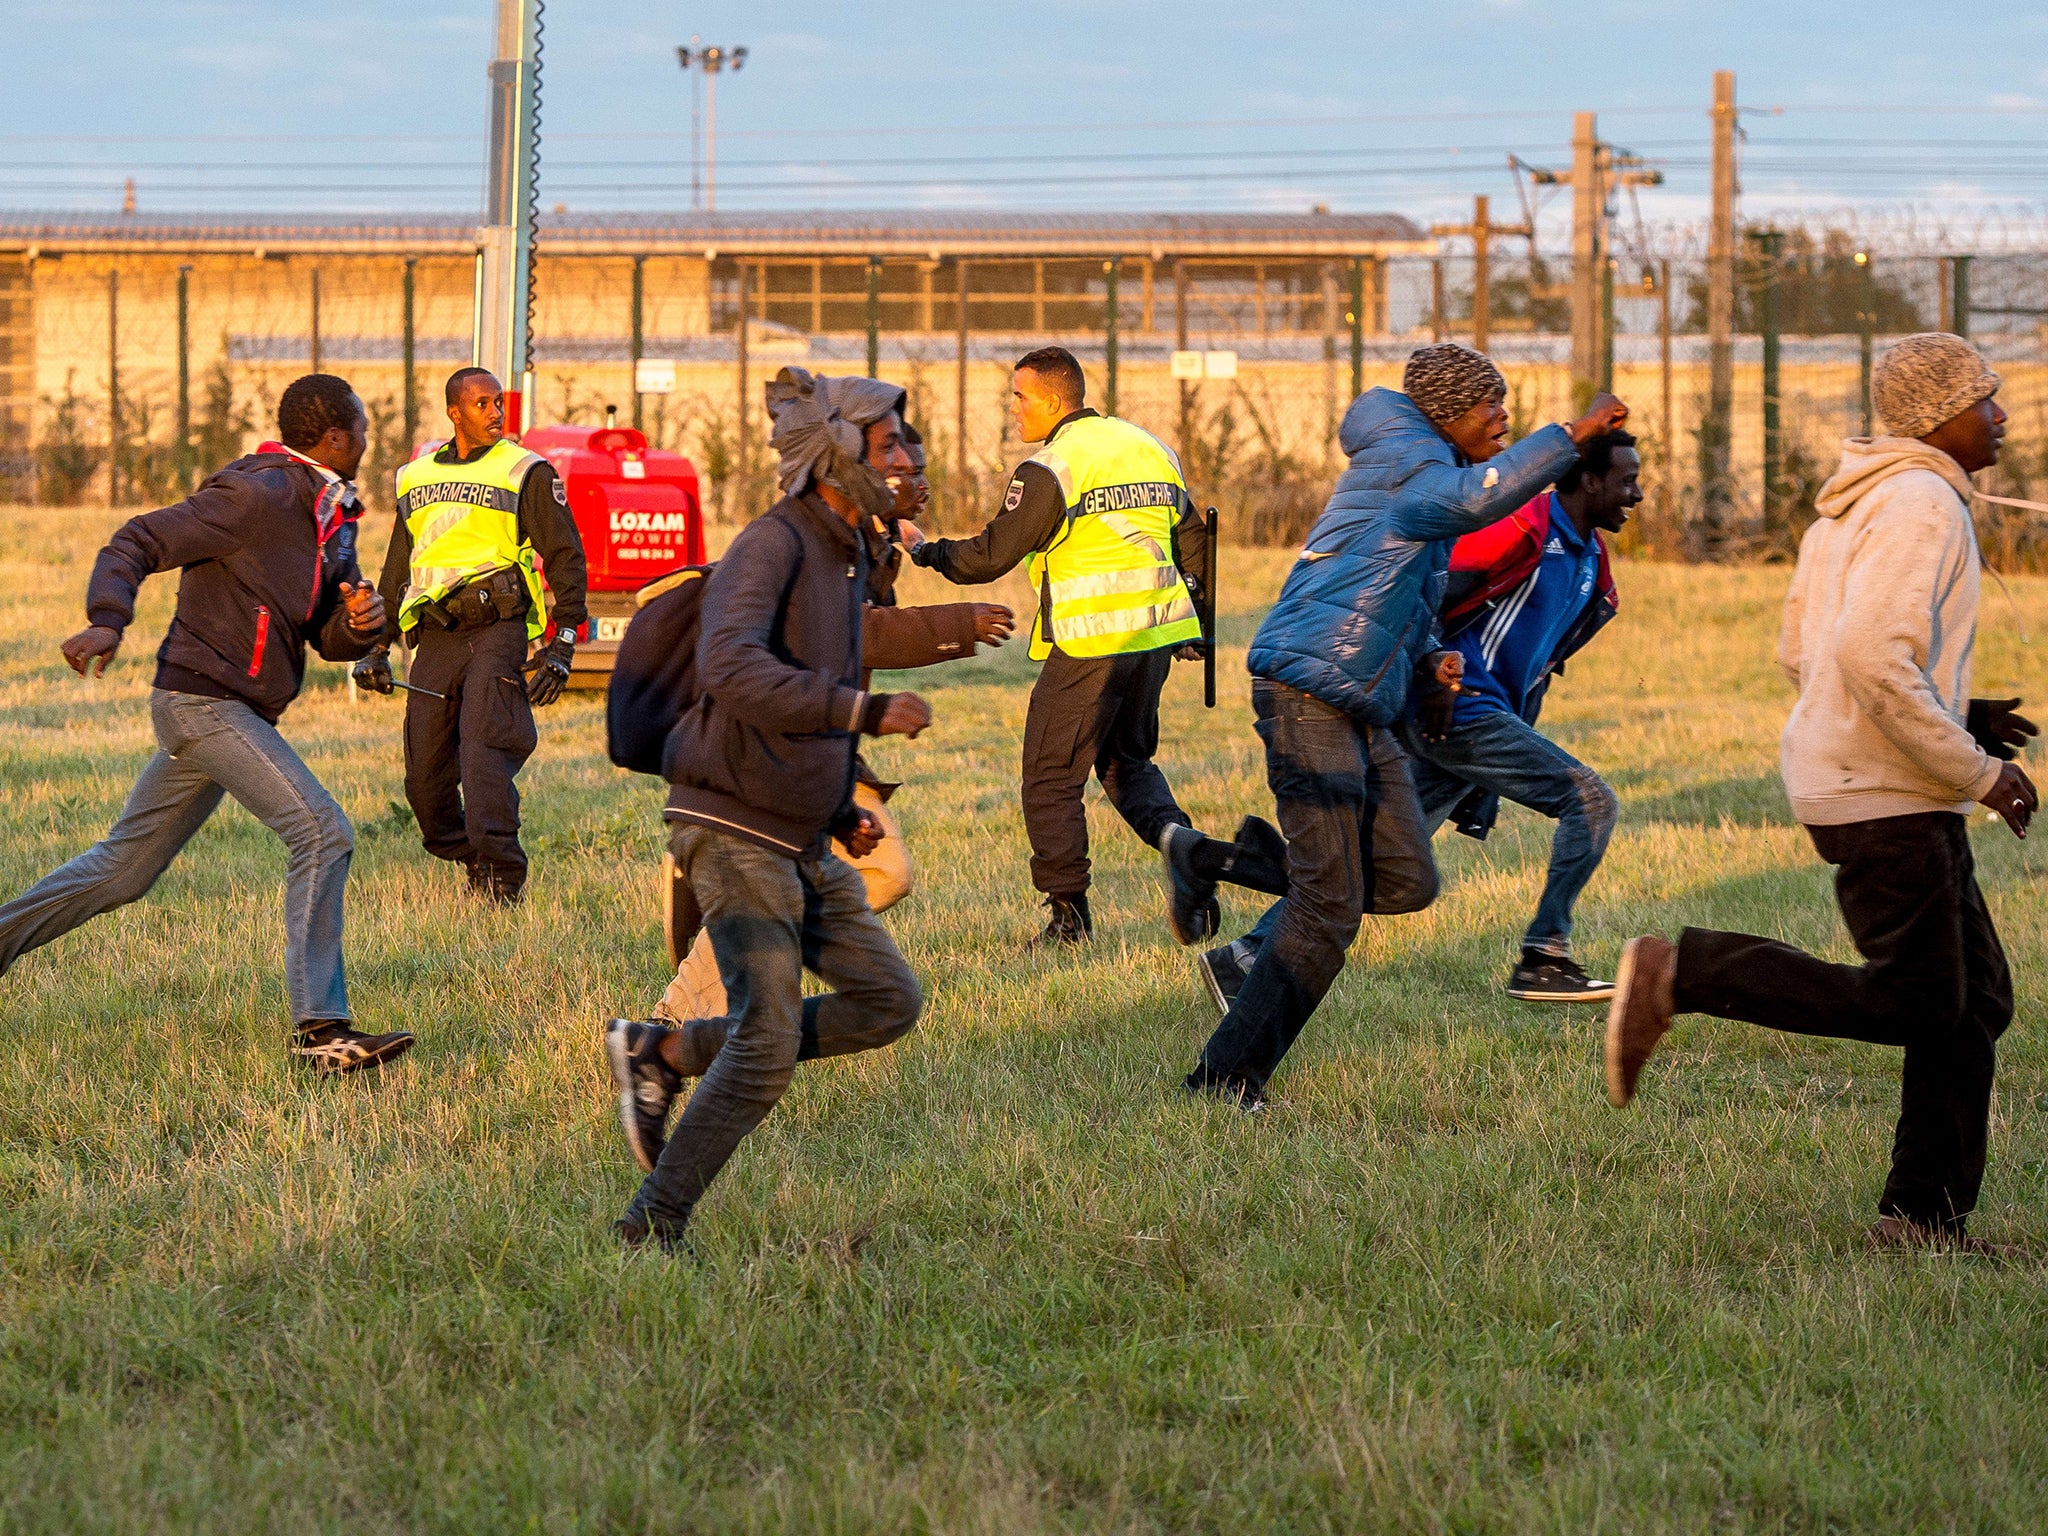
[402, 617, 537, 895]
[1676, 811, 2013, 1231]
[1020, 646, 1188, 897]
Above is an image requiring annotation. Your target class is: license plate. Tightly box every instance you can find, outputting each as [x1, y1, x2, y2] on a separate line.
[594, 616, 630, 642]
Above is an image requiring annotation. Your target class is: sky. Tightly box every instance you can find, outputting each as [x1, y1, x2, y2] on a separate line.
[7, 0, 2048, 243]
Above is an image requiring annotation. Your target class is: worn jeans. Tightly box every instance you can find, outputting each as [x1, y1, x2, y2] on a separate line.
[0, 688, 353, 1023]
[1676, 811, 2013, 1231]
[1195, 680, 1438, 1093]
[1398, 709, 1619, 955]
[624, 822, 923, 1237]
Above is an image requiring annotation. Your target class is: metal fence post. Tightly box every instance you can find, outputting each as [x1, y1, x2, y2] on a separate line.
[955, 258, 969, 514]
[1598, 256, 1616, 393]
[1657, 257, 1672, 531]
[865, 256, 881, 378]
[107, 269, 119, 507]
[1175, 258, 1191, 456]
[1856, 250, 1874, 436]
[630, 254, 646, 431]
[1103, 257, 1120, 417]
[1755, 230, 1782, 518]
[402, 257, 418, 450]
[310, 267, 322, 375]
[735, 260, 750, 480]
[176, 264, 193, 490]
[1348, 257, 1364, 402]
[1951, 254, 1972, 338]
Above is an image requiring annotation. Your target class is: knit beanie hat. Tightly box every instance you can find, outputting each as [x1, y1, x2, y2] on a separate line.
[1873, 333, 2000, 439]
[1402, 343, 1507, 426]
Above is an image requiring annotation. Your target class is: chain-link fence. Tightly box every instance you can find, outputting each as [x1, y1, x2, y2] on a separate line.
[6, 226, 2046, 564]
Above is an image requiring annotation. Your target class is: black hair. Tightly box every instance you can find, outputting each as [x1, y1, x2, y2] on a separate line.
[1013, 346, 1085, 409]
[445, 366, 499, 406]
[277, 374, 362, 449]
[1557, 428, 1638, 493]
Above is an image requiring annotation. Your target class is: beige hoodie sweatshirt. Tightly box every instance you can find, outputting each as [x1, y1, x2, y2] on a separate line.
[1778, 435, 2000, 825]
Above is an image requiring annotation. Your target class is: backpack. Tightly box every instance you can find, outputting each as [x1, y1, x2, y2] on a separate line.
[606, 565, 713, 776]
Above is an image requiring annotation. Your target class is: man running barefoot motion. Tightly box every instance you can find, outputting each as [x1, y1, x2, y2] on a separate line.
[1607, 335, 2032, 1256]
[605, 369, 927, 1253]
[0, 375, 412, 1073]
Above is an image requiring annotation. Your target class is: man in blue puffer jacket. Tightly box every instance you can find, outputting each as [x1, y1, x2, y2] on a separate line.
[1168, 344, 1627, 1107]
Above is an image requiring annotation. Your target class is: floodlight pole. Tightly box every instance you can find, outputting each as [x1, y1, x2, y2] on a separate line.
[476, 0, 544, 435]
[678, 44, 748, 214]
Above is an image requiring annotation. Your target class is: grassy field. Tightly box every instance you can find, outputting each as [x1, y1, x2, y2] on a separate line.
[3, 502, 2048, 1533]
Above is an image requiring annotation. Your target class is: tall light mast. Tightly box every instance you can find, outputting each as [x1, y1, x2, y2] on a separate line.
[475, 0, 544, 435]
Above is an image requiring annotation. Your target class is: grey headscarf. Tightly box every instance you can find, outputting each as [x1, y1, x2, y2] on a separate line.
[763, 366, 906, 520]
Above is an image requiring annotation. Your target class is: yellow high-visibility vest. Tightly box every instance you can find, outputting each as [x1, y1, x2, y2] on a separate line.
[393, 439, 548, 639]
[1024, 415, 1201, 660]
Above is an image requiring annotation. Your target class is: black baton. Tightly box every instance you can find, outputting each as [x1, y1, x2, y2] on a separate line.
[1202, 504, 1219, 709]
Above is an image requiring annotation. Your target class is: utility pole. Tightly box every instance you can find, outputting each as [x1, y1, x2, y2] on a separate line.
[1704, 69, 1738, 542]
[1569, 112, 1602, 406]
[477, 0, 543, 435]
[1431, 194, 1532, 353]
[677, 44, 747, 213]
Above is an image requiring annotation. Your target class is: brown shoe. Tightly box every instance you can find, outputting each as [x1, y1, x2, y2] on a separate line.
[1604, 935, 1676, 1107]
[1866, 1215, 2020, 1260]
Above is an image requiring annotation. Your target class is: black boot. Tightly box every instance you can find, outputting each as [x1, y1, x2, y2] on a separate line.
[1227, 815, 1291, 897]
[1026, 892, 1092, 950]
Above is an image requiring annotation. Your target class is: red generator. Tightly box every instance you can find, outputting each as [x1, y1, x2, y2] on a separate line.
[521, 424, 706, 688]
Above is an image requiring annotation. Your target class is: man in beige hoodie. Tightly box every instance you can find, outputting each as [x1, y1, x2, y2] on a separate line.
[1604, 334, 2037, 1255]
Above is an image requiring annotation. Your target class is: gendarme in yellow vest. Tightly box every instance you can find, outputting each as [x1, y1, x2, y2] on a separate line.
[394, 439, 549, 640]
[1023, 415, 1202, 661]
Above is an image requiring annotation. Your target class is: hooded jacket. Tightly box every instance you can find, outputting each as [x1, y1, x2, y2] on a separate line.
[1778, 435, 2001, 825]
[84, 447, 377, 722]
[1245, 388, 1579, 724]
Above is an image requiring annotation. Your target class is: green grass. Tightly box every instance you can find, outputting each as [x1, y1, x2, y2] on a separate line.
[4, 503, 2048, 1533]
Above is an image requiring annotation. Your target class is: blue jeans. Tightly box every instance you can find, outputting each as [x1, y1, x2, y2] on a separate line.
[625, 823, 923, 1238]
[1397, 710, 1618, 955]
[0, 689, 354, 1023]
[1195, 680, 1438, 1094]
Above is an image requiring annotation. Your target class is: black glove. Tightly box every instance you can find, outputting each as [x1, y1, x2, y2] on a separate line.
[524, 633, 574, 707]
[352, 647, 394, 696]
[1968, 697, 2039, 761]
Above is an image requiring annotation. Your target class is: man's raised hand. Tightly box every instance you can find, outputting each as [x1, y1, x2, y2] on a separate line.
[1569, 392, 1630, 445]
[61, 625, 121, 677]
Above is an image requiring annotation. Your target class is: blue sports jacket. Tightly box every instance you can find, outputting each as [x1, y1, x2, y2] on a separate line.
[1245, 388, 1580, 724]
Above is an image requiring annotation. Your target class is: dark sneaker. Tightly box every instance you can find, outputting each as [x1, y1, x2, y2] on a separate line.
[1025, 893, 1092, 950]
[1604, 935, 1676, 1107]
[1158, 824, 1220, 946]
[605, 1018, 681, 1173]
[1508, 953, 1615, 1003]
[467, 860, 524, 907]
[291, 1021, 414, 1075]
[1199, 939, 1254, 1015]
[1181, 1063, 1267, 1113]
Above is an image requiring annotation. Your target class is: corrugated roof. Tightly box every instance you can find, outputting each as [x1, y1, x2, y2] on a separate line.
[0, 208, 1433, 259]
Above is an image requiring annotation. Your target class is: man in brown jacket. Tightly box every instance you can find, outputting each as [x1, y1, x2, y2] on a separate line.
[654, 427, 1013, 1020]
[1605, 335, 2037, 1255]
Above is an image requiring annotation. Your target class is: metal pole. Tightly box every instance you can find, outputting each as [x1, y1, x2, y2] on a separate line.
[309, 267, 322, 375]
[1757, 230, 1781, 518]
[1658, 258, 1673, 526]
[1472, 194, 1491, 354]
[1175, 258, 1192, 455]
[630, 254, 645, 431]
[865, 256, 881, 378]
[1599, 257, 1615, 393]
[1952, 254, 1972, 337]
[705, 68, 717, 213]
[107, 269, 119, 507]
[735, 260, 749, 479]
[176, 264, 192, 490]
[1857, 253, 1874, 436]
[955, 258, 969, 501]
[477, 0, 543, 432]
[1103, 257, 1120, 416]
[1430, 257, 1446, 343]
[402, 258, 418, 450]
[1348, 257, 1364, 402]
[1705, 70, 1737, 537]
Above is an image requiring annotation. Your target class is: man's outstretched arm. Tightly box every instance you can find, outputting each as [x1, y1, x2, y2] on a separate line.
[905, 462, 1065, 584]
